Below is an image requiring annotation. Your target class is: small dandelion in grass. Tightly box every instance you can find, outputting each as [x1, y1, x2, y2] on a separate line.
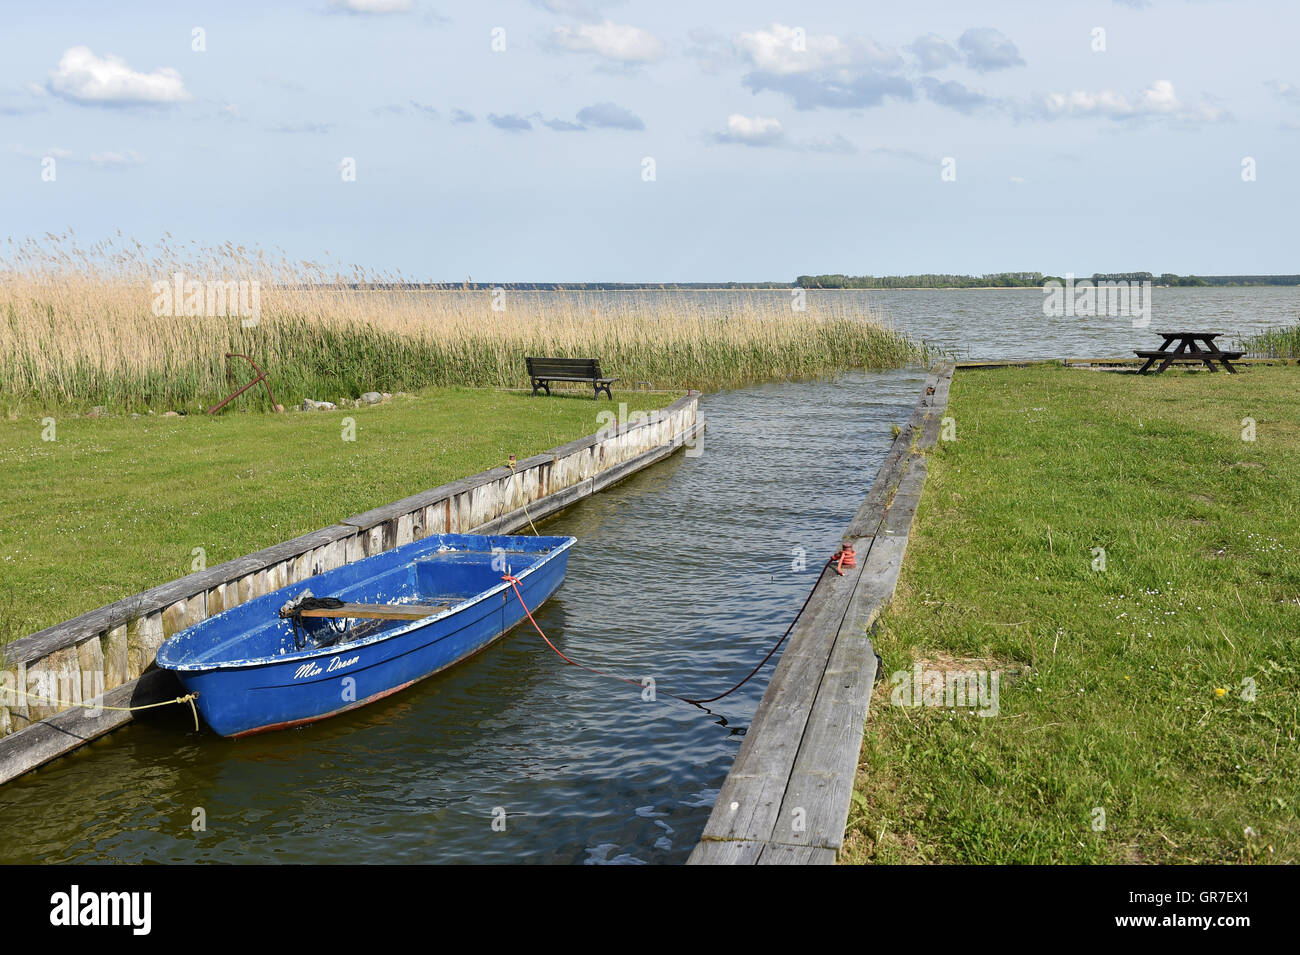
[1215, 687, 1228, 697]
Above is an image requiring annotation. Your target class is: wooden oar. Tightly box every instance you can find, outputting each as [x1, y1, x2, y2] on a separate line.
[295, 602, 451, 620]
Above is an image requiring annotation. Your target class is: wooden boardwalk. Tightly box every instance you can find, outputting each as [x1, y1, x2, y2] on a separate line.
[687, 363, 956, 865]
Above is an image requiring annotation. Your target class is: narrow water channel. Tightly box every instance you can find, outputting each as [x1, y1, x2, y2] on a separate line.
[0, 367, 926, 864]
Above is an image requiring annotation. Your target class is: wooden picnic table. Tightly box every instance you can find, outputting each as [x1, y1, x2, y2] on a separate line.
[1135, 331, 1243, 375]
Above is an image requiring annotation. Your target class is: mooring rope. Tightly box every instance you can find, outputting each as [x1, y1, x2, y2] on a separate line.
[503, 547, 850, 709]
[6, 686, 201, 732]
[507, 456, 542, 536]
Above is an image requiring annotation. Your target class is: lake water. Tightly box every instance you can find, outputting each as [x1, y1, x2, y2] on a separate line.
[1, 286, 1294, 863]
[858, 285, 1297, 360]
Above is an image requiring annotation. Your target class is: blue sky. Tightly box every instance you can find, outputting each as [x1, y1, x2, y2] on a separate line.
[3, 0, 1298, 280]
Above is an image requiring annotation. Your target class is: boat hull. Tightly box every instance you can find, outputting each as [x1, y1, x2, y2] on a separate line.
[158, 535, 572, 737]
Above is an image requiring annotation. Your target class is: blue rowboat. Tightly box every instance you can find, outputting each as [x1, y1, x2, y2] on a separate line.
[156, 533, 575, 737]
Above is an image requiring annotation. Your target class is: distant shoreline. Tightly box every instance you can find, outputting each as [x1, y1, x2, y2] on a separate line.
[282, 283, 1300, 292]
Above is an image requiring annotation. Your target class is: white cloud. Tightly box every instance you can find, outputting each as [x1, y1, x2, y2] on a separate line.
[713, 113, 784, 146]
[734, 23, 910, 111]
[332, 0, 413, 12]
[552, 21, 664, 63]
[538, 0, 615, 19]
[1265, 79, 1299, 104]
[735, 23, 899, 75]
[1043, 80, 1224, 122]
[908, 33, 961, 72]
[46, 47, 189, 106]
[958, 28, 1025, 73]
[9, 144, 143, 164]
[576, 101, 644, 129]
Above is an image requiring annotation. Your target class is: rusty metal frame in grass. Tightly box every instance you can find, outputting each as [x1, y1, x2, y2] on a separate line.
[206, 352, 281, 414]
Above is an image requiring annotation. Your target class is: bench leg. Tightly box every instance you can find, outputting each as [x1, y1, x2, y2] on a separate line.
[1137, 356, 1157, 374]
[597, 382, 613, 400]
[531, 379, 550, 397]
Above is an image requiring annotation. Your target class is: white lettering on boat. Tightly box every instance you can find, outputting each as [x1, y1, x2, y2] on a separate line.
[293, 656, 360, 680]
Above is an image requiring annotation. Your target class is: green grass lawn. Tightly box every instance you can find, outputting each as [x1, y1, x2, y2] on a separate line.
[0, 388, 678, 643]
[844, 363, 1300, 864]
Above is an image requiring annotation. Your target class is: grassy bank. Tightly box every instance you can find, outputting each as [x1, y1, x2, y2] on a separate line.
[844, 363, 1300, 864]
[0, 387, 678, 644]
[0, 237, 924, 414]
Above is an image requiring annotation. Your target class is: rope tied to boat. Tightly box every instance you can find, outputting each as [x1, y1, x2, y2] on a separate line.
[502, 548, 844, 708]
[5, 685, 202, 732]
[507, 455, 542, 536]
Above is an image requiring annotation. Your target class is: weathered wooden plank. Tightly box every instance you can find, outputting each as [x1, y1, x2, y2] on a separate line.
[476, 479, 594, 535]
[769, 632, 879, 850]
[689, 368, 950, 865]
[686, 839, 767, 865]
[843, 432, 916, 539]
[881, 493, 923, 537]
[544, 392, 696, 461]
[472, 418, 704, 536]
[756, 843, 838, 865]
[342, 476, 499, 531]
[591, 421, 704, 494]
[0, 668, 183, 787]
[698, 539, 869, 843]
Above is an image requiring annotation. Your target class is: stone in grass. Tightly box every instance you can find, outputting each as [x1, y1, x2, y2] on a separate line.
[302, 399, 338, 412]
[360, 392, 383, 405]
[88, 406, 107, 417]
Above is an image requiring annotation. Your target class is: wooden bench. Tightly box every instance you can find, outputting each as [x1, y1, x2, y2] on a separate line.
[525, 357, 618, 400]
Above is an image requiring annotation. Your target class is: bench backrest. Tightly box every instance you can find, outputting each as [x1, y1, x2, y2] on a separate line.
[526, 357, 602, 378]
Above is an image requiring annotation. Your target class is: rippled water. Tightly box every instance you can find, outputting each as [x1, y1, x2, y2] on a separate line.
[0, 367, 927, 864]
[862, 285, 1299, 360]
[3, 286, 1294, 863]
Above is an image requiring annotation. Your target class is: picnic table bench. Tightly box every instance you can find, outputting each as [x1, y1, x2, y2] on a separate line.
[526, 357, 618, 400]
[1135, 331, 1243, 374]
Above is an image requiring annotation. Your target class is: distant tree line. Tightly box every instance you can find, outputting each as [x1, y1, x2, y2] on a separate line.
[310, 282, 795, 291]
[295, 275, 1300, 291]
[795, 273, 1056, 289]
[797, 272, 1300, 289]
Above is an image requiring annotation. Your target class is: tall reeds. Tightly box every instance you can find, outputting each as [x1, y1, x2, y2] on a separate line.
[1, 234, 925, 411]
[1240, 324, 1300, 359]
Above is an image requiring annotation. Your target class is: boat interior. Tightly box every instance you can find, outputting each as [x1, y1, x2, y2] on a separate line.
[156, 535, 567, 668]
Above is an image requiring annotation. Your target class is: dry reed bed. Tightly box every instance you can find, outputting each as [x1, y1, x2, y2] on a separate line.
[1, 237, 924, 411]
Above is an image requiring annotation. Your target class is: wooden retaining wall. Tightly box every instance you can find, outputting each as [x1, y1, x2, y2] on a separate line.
[0, 393, 703, 786]
[687, 364, 955, 865]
